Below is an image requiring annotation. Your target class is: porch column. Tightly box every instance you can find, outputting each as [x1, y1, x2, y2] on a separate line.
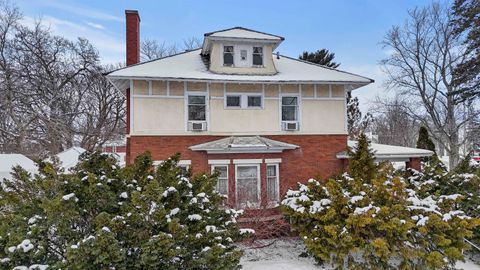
[260, 162, 267, 208]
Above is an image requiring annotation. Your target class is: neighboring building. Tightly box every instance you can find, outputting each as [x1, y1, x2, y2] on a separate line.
[50, 147, 86, 172]
[107, 10, 432, 208]
[0, 154, 37, 182]
[102, 140, 127, 167]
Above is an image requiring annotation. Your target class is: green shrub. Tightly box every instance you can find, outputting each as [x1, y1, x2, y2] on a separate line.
[282, 135, 480, 269]
[0, 152, 251, 269]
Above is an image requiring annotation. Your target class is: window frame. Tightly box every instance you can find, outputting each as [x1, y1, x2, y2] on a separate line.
[266, 163, 280, 205]
[280, 94, 301, 130]
[185, 92, 208, 132]
[211, 165, 229, 196]
[235, 164, 261, 208]
[252, 46, 264, 67]
[224, 93, 263, 109]
[223, 45, 234, 67]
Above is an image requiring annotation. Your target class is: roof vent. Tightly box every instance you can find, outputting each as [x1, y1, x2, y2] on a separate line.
[276, 51, 280, 59]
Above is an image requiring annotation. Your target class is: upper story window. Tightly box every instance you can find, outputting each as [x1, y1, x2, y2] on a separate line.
[281, 96, 298, 121]
[253, 47, 263, 66]
[223, 46, 234, 66]
[188, 95, 206, 121]
[225, 94, 262, 109]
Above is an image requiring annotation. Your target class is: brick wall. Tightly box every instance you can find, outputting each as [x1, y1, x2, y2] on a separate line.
[128, 134, 347, 205]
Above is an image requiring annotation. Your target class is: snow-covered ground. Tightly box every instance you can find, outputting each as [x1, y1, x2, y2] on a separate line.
[240, 238, 480, 270]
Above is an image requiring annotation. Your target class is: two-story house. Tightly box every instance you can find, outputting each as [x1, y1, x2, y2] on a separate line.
[107, 10, 430, 208]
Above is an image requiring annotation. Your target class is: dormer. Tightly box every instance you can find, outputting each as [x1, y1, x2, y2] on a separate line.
[201, 27, 284, 75]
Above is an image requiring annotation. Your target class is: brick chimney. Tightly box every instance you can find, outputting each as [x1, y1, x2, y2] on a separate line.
[125, 10, 140, 66]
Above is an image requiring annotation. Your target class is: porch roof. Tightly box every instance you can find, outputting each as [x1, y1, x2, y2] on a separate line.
[189, 136, 299, 154]
[337, 140, 434, 162]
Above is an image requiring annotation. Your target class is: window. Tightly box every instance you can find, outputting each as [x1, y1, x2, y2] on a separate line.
[179, 165, 189, 176]
[253, 47, 263, 66]
[240, 50, 247, 61]
[226, 95, 241, 107]
[281, 96, 298, 121]
[247, 96, 262, 107]
[223, 46, 234, 66]
[236, 165, 260, 207]
[212, 165, 228, 195]
[225, 94, 262, 109]
[266, 164, 279, 202]
[188, 95, 206, 121]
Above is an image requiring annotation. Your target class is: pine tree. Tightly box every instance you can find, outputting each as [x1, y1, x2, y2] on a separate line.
[282, 151, 480, 269]
[347, 133, 376, 181]
[347, 92, 372, 139]
[0, 152, 251, 269]
[416, 126, 436, 152]
[299, 49, 340, 68]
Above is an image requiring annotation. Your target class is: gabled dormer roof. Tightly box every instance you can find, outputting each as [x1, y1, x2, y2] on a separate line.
[204, 27, 284, 41]
[202, 27, 284, 54]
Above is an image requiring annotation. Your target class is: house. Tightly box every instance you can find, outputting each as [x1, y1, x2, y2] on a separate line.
[0, 154, 38, 182]
[107, 10, 432, 208]
[47, 147, 86, 172]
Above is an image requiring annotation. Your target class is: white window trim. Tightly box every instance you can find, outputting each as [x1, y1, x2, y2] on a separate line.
[211, 164, 229, 196]
[153, 160, 191, 166]
[233, 159, 262, 164]
[185, 91, 209, 132]
[224, 92, 263, 109]
[252, 46, 264, 67]
[265, 158, 282, 163]
[266, 163, 280, 205]
[208, 159, 231, 165]
[235, 164, 261, 208]
[279, 94, 301, 131]
[222, 44, 235, 67]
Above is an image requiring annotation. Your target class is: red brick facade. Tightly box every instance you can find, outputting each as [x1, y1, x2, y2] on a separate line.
[127, 134, 347, 206]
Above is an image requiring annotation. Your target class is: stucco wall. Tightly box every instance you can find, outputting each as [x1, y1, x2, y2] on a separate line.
[131, 80, 347, 135]
[209, 42, 277, 75]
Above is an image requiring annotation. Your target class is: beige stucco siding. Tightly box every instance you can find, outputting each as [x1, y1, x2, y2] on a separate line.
[131, 80, 347, 135]
[209, 42, 277, 75]
[132, 98, 185, 134]
[301, 100, 346, 133]
[209, 99, 279, 133]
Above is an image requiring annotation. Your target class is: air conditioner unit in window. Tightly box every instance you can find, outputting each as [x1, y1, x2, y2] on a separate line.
[283, 121, 299, 131]
[188, 121, 207, 131]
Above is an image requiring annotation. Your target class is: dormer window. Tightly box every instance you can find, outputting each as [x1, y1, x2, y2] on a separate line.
[253, 47, 263, 66]
[223, 46, 234, 66]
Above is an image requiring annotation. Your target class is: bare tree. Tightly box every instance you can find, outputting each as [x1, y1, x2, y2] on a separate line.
[0, 1, 125, 157]
[140, 38, 178, 61]
[140, 36, 201, 61]
[370, 95, 420, 147]
[381, 2, 479, 168]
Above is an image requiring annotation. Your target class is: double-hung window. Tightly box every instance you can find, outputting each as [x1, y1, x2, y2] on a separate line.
[225, 94, 262, 109]
[212, 165, 228, 196]
[266, 164, 279, 203]
[188, 95, 206, 121]
[281, 96, 298, 121]
[253, 47, 263, 66]
[236, 165, 260, 207]
[223, 46, 234, 66]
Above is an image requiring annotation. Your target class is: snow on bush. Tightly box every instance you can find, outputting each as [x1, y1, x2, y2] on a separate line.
[282, 135, 480, 269]
[0, 152, 253, 269]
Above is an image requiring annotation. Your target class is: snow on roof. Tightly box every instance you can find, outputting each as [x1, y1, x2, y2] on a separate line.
[337, 141, 434, 161]
[52, 147, 86, 172]
[205, 27, 284, 40]
[0, 154, 37, 181]
[190, 136, 298, 154]
[107, 49, 373, 91]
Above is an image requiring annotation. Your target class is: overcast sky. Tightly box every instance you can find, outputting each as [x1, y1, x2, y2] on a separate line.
[15, 0, 447, 110]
